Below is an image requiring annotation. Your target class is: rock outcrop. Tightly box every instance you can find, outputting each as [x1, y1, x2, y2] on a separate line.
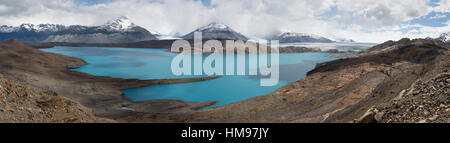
[373, 73, 449, 123]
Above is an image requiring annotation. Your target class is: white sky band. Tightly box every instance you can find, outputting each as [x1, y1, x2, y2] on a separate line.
[0, 0, 449, 43]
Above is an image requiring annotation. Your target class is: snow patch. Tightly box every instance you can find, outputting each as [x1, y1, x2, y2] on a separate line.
[101, 16, 136, 31]
[438, 32, 450, 42]
[196, 22, 232, 32]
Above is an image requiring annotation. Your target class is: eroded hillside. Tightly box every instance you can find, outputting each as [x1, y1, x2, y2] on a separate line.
[187, 38, 449, 123]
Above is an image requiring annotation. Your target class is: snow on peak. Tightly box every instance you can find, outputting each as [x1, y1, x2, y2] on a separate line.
[0, 25, 16, 33]
[102, 16, 136, 31]
[438, 32, 450, 42]
[196, 22, 231, 32]
[147, 28, 161, 35]
[20, 24, 33, 30]
[7, 23, 65, 32]
[35, 24, 64, 32]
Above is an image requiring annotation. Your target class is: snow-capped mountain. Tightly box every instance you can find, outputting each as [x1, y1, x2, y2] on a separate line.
[0, 25, 16, 33]
[274, 32, 334, 43]
[438, 32, 449, 43]
[182, 22, 248, 41]
[0, 24, 68, 42]
[98, 16, 136, 32]
[0, 24, 65, 33]
[0, 16, 157, 43]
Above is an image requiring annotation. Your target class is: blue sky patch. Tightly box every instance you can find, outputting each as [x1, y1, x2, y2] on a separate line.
[408, 12, 449, 27]
[428, 0, 440, 7]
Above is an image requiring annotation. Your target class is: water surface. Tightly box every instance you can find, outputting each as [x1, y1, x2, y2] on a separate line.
[42, 46, 339, 108]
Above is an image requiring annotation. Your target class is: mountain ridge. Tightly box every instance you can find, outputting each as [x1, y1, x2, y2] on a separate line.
[0, 16, 157, 43]
[182, 22, 248, 41]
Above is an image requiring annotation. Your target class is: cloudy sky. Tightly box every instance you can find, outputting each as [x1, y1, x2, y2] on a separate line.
[0, 0, 449, 43]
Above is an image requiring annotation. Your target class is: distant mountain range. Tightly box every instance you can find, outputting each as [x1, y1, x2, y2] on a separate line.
[182, 22, 248, 41]
[181, 24, 353, 43]
[4, 17, 447, 44]
[272, 32, 334, 43]
[0, 18, 358, 43]
[331, 38, 356, 43]
[0, 16, 157, 43]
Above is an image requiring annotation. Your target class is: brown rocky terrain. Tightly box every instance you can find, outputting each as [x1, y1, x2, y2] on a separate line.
[0, 74, 110, 122]
[1, 37, 448, 123]
[371, 73, 449, 123]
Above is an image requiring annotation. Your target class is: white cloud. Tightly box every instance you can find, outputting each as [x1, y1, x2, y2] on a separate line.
[0, 0, 445, 43]
[334, 0, 432, 28]
[429, 13, 447, 19]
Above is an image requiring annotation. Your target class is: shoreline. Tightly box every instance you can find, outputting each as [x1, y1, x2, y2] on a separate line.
[26, 40, 353, 54]
[66, 60, 224, 112]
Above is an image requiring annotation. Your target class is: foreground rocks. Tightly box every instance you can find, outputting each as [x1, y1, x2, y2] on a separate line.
[0, 74, 110, 122]
[373, 73, 449, 123]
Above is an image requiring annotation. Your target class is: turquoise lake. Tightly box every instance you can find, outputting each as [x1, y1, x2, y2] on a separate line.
[42, 46, 339, 109]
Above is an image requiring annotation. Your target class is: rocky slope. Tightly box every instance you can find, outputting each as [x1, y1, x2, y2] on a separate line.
[182, 22, 248, 41]
[0, 74, 108, 123]
[0, 16, 156, 43]
[371, 73, 449, 123]
[186, 38, 449, 123]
